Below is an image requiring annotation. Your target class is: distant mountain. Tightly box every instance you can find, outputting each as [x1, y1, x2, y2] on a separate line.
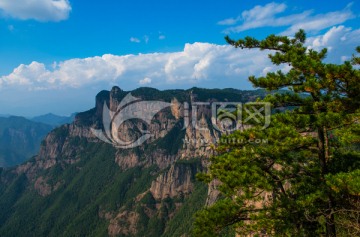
[31, 113, 76, 127]
[0, 116, 53, 167]
[0, 86, 269, 236]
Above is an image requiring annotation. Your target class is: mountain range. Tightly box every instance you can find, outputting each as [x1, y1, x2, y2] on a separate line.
[0, 86, 267, 236]
[0, 113, 76, 168]
[31, 113, 76, 127]
[0, 116, 53, 167]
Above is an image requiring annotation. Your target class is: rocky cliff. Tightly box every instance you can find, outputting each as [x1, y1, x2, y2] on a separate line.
[0, 86, 267, 237]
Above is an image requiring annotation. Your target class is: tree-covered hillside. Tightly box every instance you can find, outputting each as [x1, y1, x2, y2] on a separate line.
[0, 116, 53, 167]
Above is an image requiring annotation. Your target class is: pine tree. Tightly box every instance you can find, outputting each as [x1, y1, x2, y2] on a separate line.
[193, 30, 360, 236]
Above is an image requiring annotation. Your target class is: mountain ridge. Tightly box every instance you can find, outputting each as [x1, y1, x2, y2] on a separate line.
[0, 86, 268, 236]
[0, 116, 53, 167]
[31, 113, 76, 127]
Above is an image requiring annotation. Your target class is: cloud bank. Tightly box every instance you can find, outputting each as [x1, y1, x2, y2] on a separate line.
[0, 42, 273, 91]
[0, 0, 71, 21]
[1, 25, 359, 93]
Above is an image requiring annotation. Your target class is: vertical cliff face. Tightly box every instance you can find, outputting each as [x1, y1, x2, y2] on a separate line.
[149, 161, 200, 200]
[0, 86, 267, 237]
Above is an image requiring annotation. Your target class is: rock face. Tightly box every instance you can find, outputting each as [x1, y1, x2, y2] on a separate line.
[0, 86, 267, 237]
[150, 162, 199, 200]
[108, 211, 140, 236]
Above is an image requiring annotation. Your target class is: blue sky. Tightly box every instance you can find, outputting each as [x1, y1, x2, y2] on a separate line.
[0, 0, 359, 116]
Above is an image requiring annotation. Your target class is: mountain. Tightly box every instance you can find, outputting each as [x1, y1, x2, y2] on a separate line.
[31, 113, 76, 127]
[0, 116, 53, 167]
[0, 86, 267, 237]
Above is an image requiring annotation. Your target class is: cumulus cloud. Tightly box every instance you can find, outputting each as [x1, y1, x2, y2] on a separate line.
[0, 0, 71, 22]
[0, 42, 274, 91]
[220, 2, 355, 35]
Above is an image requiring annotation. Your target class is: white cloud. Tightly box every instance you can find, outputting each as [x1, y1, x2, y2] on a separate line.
[281, 7, 355, 35]
[1, 26, 359, 92]
[217, 17, 241, 26]
[0, 0, 71, 22]
[306, 25, 360, 63]
[130, 37, 141, 43]
[219, 2, 286, 29]
[221, 2, 355, 35]
[4, 62, 47, 86]
[0, 42, 274, 90]
[159, 35, 166, 40]
[130, 35, 150, 43]
[139, 77, 152, 85]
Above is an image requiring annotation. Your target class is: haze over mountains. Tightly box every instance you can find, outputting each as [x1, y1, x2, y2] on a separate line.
[31, 113, 76, 127]
[0, 116, 52, 167]
[0, 114, 76, 167]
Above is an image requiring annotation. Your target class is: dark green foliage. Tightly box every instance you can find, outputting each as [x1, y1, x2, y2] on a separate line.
[0, 140, 159, 237]
[147, 120, 185, 155]
[131, 159, 207, 237]
[0, 173, 28, 225]
[194, 30, 360, 236]
[162, 182, 208, 237]
[134, 181, 208, 237]
[51, 125, 69, 138]
[117, 86, 268, 103]
[188, 87, 266, 103]
[0, 131, 206, 237]
[132, 87, 189, 102]
[140, 192, 157, 207]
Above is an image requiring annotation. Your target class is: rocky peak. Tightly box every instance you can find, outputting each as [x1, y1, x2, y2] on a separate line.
[110, 86, 123, 111]
[94, 90, 110, 118]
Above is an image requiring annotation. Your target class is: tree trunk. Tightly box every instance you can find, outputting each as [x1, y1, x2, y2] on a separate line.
[318, 126, 336, 237]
